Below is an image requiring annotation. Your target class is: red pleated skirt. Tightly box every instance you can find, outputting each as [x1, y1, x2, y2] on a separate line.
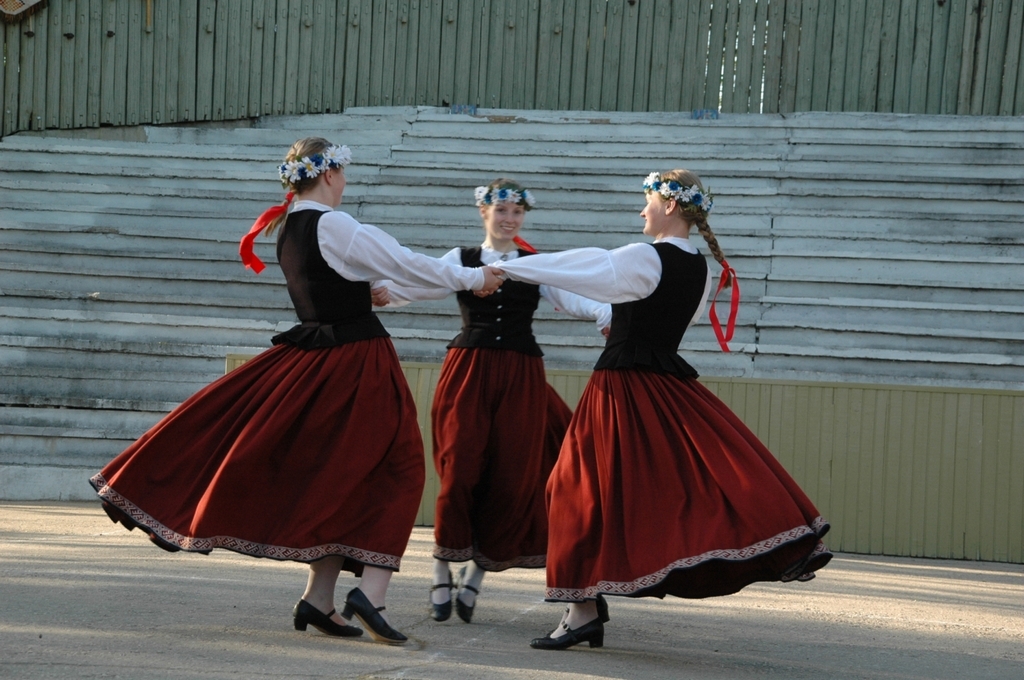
[90, 337, 425, 574]
[431, 348, 571, 570]
[545, 369, 831, 601]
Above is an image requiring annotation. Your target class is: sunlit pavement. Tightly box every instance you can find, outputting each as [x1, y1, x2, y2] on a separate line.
[1, 502, 1021, 680]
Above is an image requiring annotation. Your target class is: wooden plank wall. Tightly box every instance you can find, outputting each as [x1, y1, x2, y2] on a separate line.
[227, 356, 1023, 563]
[3, 0, 1024, 136]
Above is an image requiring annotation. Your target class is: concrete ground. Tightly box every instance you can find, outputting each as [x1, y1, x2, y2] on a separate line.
[0, 503, 1021, 680]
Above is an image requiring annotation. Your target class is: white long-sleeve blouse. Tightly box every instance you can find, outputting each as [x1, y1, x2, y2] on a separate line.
[291, 200, 486, 291]
[494, 237, 714, 330]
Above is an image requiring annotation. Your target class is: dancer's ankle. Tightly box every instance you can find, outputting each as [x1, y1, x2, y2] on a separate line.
[563, 601, 598, 630]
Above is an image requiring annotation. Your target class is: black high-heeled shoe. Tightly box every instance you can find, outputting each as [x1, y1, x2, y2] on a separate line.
[341, 588, 407, 644]
[454, 566, 478, 623]
[430, 569, 453, 622]
[292, 599, 362, 637]
[530, 617, 604, 650]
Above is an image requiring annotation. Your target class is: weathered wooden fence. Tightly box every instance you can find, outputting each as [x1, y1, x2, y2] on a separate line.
[2, 0, 1023, 136]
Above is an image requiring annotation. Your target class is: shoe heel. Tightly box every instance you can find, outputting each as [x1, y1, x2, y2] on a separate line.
[294, 619, 308, 632]
[588, 631, 604, 648]
[340, 604, 354, 620]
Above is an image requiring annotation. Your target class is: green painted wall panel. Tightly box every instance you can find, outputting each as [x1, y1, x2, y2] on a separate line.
[2, 22, 14, 135]
[923, 0, 946, 113]
[857, 0, 883, 111]
[210, 0, 229, 120]
[0, 23, 5, 136]
[763, 0, 786, 113]
[631, 0, 654, 110]
[1001, 0, 1024, 115]
[535, 0, 558, 110]
[45, 0, 61, 126]
[388, 0, 405, 105]
[701, 0, 724, 111]
[59, 0, 75, 128]
[32, 9, 50, 130]
[826, 0, 848, 112]
[1017, 3, 1024, 115]
[125, 2, 140, 127]
[16, 11, 34, 131]
[257, 0, 276, 114]
[177, 0, 197, 120]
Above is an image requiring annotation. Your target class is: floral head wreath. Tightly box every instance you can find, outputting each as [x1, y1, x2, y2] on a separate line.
[643, 172, 713, 214]
[474, 185, 537, 210]
[279, 144, 352, 187]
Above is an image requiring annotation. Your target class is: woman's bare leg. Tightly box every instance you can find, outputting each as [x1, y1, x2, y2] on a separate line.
[301, 556, 348, 624]
[357, 565, 395, 623]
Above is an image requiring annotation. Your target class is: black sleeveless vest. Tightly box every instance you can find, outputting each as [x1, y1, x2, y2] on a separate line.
[271, 209, 389, 349]
[448, 247, 543, 357]
[594, 242, 708, 378]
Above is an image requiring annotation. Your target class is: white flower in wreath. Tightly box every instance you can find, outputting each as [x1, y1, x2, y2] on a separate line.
[322, 144, 352, 168]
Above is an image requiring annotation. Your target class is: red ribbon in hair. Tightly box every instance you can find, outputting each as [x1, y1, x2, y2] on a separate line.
[239, 192, 294, 274]
[708, 261, 740, 352]
[513, 235, 537, 253]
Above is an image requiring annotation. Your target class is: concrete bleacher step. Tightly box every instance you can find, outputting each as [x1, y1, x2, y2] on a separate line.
[3, 363, 226, 405]
[760, 296, 1024, 333]
[0, 284, 292, 318]
[0, 405, 164, 470]
[0, 260, 283, 301]
[0, 307, 283, 345]
[757, 322, 1023, 356]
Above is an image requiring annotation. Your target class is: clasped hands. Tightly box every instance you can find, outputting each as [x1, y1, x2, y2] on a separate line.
[476, 265, 506, 297]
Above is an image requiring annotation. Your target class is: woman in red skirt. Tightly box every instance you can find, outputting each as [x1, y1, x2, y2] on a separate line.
[495, 169, 832, 650]
[89, 137, 502, 644]
[380, 179, 610, 623]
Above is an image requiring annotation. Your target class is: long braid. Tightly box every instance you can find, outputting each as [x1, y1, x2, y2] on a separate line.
[693, 212, 731, 287]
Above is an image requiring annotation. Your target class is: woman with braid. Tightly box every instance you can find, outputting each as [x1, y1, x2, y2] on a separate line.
[378, 179, 610, 624]
[90, 138, 502, 645]
[494, 169, 831, 650]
